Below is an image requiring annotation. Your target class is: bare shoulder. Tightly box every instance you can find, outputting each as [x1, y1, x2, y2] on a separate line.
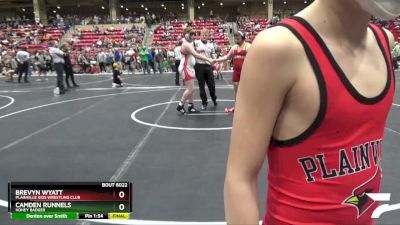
[239, 26, 308, 98]
[245, 26, 306, 81]
[181, 41, 192, 52]
[382, 28, 395, 50]
[250, 26, 305, 62]
[231, 44, 238, 51]
[182, 41, 190, 47]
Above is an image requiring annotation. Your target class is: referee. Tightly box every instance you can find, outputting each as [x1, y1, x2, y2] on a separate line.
[16, 47, 30, 83]
[194, 29, 217, 110]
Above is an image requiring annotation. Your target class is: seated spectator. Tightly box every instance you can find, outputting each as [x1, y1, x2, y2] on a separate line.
[76, 29, 82, 38]
[42, 32, 51, 41]
[93, 25, 100, 34]
[2, 64, 15, 82]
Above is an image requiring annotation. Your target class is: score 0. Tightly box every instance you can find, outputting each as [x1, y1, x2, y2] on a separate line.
[119, 191, 125, 198]
[116, 190, 128, 211]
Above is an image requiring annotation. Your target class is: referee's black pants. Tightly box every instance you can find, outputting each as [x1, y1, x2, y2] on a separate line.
[175, 60, 180, 85]
[17, 61, 29, 83]
[194, 63, 217, 106]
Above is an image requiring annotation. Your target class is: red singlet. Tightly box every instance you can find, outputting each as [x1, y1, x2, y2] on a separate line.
[264, 17, 395, 225]
[232, 42, 250, 82]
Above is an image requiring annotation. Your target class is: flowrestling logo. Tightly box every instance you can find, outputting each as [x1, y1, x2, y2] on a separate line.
[367, 193, 400, 218]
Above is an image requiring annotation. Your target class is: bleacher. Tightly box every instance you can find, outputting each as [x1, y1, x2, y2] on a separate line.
[67, 26, 145, 64]
[69, 28, 143, 48]
[240, 18, 400, 43]
[152, 20, 230, 48]
[0, 25, 65, 52]
[237, 18, 269, 43]
[0, 17, 398, 64]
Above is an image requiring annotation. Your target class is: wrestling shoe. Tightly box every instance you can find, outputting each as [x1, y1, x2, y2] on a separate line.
[188, 104, 199, 113]
[225, 107, 235, 113]
[176, 104, 186, 114]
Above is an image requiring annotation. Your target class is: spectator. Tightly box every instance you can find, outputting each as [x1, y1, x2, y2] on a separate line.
[42, 32, 51, 41]
[271, 14, 280, 25]
[16, 47, 30, 83]
[148, 48, 156, 74]
[145, 14, 152, 27]
[2, 64, 15, 82]
[76, 28, 82, 38]
[96, 39, 102, 47]
[114, 48, 122, 65]
[105, 51, 114, 72]
[2, 55, 16, 82]
[162, 58, 170, 73]
[28, 53, 35, 78]
[45, 52, 53, 72]
[63, 48, 79, 88]
[78, 53, 90, 73]
[97, 51, 107, 73]
[125, 48, 135, 74]
[139, 46, 150, 74]
[36, 51, 48, 81]
[10, 55, 18, 78]
[155, 48, 164, 74]
[167, 48, 174, 60]
[93, 25, 100, 34]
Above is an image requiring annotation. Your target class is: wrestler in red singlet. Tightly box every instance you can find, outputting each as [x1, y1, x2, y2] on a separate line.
[224, 0, 397, 224]
[215, 31, 251, 112]
[263, 17, 395, 225]
[232, 41, 250, 83]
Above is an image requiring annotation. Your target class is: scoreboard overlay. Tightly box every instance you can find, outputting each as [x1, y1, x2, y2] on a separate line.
[8, 182, 132, 220]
